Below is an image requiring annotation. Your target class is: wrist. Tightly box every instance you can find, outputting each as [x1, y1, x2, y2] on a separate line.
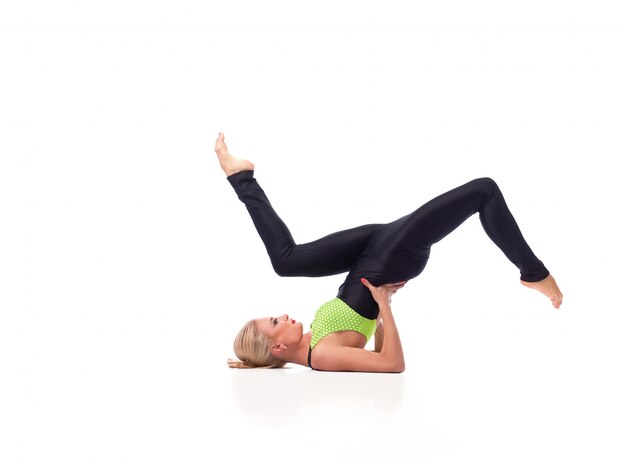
[378, 302, 392, 312]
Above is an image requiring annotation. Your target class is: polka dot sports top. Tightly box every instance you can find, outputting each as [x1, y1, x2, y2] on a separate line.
[307, 297, 377, 369]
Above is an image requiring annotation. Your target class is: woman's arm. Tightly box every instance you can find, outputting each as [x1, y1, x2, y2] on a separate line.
[373, 316, 383, 353]
[373, 299, 405, 371]
[313, 279, 406, 373]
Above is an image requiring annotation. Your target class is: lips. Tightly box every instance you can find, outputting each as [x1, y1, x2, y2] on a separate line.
[291, 319, 295, 324]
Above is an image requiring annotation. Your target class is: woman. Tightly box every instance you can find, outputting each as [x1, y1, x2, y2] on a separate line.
[215, 133, 563, 373]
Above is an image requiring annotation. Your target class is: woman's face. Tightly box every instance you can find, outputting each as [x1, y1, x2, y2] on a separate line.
[254, 313, 304, 347]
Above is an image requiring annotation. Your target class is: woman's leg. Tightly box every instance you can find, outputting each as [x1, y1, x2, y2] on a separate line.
[340, 177, 561, 317]
[228, 170, 381, 277]
[379, 177, 550, 282]
[388, 176, 563, 307]
[215, 134, 380, 277]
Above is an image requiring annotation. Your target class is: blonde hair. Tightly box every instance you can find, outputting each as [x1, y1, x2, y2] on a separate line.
[227, 319, 287, 369]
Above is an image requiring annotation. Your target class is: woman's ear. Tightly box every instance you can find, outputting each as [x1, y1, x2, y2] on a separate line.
[270, 343, 287, 356]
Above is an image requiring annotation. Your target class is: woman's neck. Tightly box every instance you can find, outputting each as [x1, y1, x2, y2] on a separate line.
[283, 331, 312, 367]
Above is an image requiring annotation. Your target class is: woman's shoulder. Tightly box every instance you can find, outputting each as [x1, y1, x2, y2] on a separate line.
[308, 341, 340, 370]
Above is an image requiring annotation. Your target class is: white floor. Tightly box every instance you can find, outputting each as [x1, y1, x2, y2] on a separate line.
[222, 361, 625, 465]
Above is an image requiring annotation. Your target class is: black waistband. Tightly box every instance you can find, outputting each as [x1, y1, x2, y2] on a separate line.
[307, 346, 313, 369]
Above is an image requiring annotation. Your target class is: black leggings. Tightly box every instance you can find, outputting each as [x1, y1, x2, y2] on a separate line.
[227, 171, 549, 319]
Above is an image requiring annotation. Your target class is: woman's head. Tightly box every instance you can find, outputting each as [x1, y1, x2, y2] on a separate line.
[228, 314, 304, 369]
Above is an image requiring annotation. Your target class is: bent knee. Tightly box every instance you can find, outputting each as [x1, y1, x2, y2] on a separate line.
[472, 176, 500, 194]
[271, 258, 294, 277]
[473, 176, 498, 188]
[467, 177, 502, 203]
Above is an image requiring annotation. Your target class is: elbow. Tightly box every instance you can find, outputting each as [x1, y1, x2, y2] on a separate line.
[394, 353, 405, 373]
[387, 357, 405, 373]
[381, 349, 405, 373]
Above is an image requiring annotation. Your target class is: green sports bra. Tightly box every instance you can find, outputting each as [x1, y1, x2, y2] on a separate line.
[309, 297, 377, 350]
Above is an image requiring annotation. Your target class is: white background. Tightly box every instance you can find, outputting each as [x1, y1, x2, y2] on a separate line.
[1, 1, 625, 464]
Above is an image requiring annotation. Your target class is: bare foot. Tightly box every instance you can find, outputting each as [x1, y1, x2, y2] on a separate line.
[214, 132, 255, 176]
[520, 274, 563, 309]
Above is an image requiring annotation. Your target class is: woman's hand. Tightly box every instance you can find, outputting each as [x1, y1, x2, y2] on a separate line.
[360, 278, 407, 306]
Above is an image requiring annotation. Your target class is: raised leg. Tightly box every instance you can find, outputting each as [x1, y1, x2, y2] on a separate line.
[382, 178, 547, 277]
[226, 170, 381, 277]
[216, 133, 382, 276]
[377, 177, 562, 307]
